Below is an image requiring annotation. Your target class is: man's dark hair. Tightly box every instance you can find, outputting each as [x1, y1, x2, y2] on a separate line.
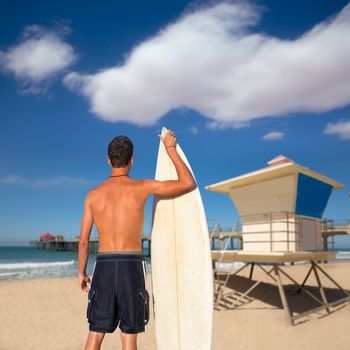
[108, 135, 134, 168]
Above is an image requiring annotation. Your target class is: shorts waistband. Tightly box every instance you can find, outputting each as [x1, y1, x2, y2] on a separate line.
[96, 251, 144, 262]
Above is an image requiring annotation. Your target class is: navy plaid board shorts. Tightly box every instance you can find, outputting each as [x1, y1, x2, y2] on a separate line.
[87, 252, 150, 334]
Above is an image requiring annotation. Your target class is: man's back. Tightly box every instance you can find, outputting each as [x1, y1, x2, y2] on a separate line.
[78, 131, 196, 350]
[88, 176, 147, 252]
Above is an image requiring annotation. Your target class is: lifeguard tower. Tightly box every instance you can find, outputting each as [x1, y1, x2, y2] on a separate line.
[206, 156, 350, 325]
[206, 155, 343, 252]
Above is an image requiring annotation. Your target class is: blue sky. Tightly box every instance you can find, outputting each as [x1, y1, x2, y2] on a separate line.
[0, 0, 349, 247]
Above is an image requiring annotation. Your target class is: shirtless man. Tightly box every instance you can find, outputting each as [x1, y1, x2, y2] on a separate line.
[78, 130, 195, 350]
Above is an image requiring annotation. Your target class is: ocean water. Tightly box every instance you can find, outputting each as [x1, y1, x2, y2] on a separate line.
[335, 248, 350, 260]
[0, 246, 349, 281]
[0, 246, 151, 281]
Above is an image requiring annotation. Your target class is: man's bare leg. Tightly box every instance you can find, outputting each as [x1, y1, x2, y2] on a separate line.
[85, 331, 105, 350]
[120, 332, 137, 350]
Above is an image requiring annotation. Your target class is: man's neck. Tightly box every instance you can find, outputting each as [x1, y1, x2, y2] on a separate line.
[111, 167, 130, 177]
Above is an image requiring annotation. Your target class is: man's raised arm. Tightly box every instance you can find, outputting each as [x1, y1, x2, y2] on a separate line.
[78, 193, 94, 292]
[144, 130, 196, 196]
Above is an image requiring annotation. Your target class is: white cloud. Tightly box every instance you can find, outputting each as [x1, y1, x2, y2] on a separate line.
[0, 175, 97, 189]
[0, 175, 30, 186]
[64, 1, 350, 127]
[189, 126, 199, 134]
[324, 120, 350, 140]
[0, 24, 77, 94]
[261, 131, 284, 141]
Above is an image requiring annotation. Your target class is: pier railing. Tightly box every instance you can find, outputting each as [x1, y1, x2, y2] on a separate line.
[208, 218, 243, 251]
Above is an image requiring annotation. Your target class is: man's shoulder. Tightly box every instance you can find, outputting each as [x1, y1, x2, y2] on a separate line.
[133, 179, 162, 195]
[134, 179, 158, 187]
[85, 189, 97, 202]
[125, 179, 158, 194]
[86, 183, 105, 199]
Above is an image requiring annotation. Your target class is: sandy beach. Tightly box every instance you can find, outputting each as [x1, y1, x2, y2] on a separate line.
[0, 261, 349, 350]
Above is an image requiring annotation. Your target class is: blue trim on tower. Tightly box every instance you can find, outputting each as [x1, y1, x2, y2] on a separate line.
[295, 173, 332, 218]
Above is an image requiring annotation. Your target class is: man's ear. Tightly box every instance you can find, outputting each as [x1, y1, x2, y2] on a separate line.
[107, 156, 111, 166]
[130, 156, 134, 166]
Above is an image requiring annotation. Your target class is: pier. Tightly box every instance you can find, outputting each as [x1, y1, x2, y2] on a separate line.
[29, 236, 152, 256]
[29, 219, 349, 256]
[322, 219, 350, 251]
[210, 229, 243, 250]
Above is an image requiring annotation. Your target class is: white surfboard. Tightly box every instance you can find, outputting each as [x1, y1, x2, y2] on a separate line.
[151, 127, 213, 350]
